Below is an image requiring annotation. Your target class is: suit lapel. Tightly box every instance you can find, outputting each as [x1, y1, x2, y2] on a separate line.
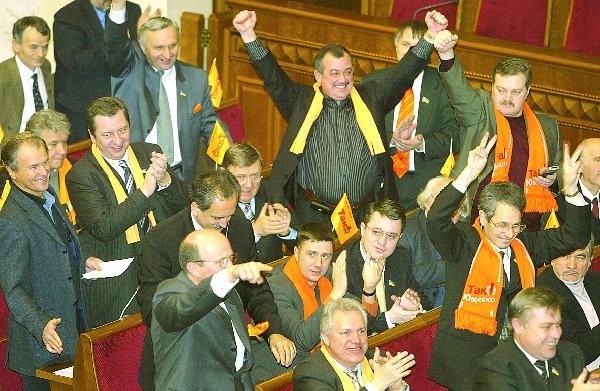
[416, 70, 434, 135]
[225, 294, 251, 354]
[175, 64, 187, 137]
[12, 189, 63, 245]
[8, 58, 25, 129]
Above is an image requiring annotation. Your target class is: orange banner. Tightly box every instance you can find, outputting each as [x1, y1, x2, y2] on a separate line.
[331, 193, 359, 244]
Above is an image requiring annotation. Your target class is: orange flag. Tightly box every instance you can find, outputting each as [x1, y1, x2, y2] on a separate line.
[248, 321, 270, 338]
[208, 58, 223, 108]
[331, 193, 359, 245]
[207, 121, 231, 164]
[440, 139, 455, 177]
[544, 209, 560, 229]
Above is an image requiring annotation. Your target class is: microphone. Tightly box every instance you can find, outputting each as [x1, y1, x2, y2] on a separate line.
[413, 0, 459, 20]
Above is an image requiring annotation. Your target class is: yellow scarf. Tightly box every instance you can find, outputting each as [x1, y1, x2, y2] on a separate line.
[58, 159, 76, 224]
[320, 345, 374, 390]
[91, 144, 156, 243]
[290, 83, 386, 155]
[0, 180, 10, 210]
[283, 255, 333, 320]
[455, 217, 535, 336]
[491, 102, 558, 212]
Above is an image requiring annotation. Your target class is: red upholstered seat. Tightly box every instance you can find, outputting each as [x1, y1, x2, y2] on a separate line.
[92, 322, 146, 391]
[0, 289, 8, 337]
[378, 322, 447, 390]
[475, 0, 549, 46]
[592, 255, 600, 273]
[217, 103, 246, 143]
[564, 0, 600, 56]
[0, 339, 23, 391]
[391, 0, 458, 30]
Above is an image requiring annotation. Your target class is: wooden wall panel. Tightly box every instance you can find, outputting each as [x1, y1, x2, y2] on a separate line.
[207, 0, 599, 167]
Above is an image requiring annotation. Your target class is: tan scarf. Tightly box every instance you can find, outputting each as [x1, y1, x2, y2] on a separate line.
[283, 255, 333, 320]
[290, 83, 385, 155]
[455, 217, 535, 336]
[320, 345, 374, 390]
[91, 144, 156, 243]
[491, 102, 558, 212]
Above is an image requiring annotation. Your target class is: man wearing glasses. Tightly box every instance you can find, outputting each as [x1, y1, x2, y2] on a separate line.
[426, 133, 591, 391]
[152, 229, 272, 390]
[137, 170, 295, 389]
[345, 199, 432, 326]
[222, 142, 297, 263]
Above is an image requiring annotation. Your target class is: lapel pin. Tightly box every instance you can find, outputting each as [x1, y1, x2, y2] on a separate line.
[180, 91, 187, 97]
[388, 280, 396, 287]
[422, 96, 430, 104]
[551, 368, 559, 376]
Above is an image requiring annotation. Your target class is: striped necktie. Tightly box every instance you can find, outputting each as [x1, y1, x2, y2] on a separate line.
[32, 73, 44, 111]
[534, 360, 549, 384]
[392, 89, 414, 178]
[118, 160, 133, 194]
[242, 203, 255, 222]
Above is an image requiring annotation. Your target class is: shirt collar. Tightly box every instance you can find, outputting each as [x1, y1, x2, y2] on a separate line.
[579, 179, 598, 200]
[15, 55, 40, 78]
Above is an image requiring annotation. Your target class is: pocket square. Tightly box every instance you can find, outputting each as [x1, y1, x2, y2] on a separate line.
[422, 96, 430, 104]
[193, 103, 203, 114]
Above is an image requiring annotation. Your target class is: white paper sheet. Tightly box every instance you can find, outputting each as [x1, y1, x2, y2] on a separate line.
[82, 258, 134, 279]
[53, 366, 73, 378]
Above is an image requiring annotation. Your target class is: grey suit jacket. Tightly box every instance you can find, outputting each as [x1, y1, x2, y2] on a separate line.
[0, 186, 82, 376]
[152, 272, 253, 391]
[0, 57, 54, 145]
[105, 17, 228, 182]
[66, 142, 189, 327]
[474, 338, 585, 390]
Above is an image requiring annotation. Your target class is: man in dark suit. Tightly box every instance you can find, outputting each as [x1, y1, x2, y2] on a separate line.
[426, 135, 591, 390]
[0, 133, 88, 390]
[232, 10, 449, 226]
[66, 97, 188, 328]
[137, 169, 295, 390]
[474, 287, 593, 390]
[293, 298, 414, 391]
[106, 0, 229, 182]
[538, 240, 600, 371]
[152, 229, 272, 391]
[345, 199, 430, 326]
[361, 20, 459, 212]
[222, 142, 296, 263]
[0, 16, 53, 147]
[53, 0, 141, 141]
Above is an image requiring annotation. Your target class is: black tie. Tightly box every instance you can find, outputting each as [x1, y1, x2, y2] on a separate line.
[32, 73, 44, 111]
[534, 360, 549, 384]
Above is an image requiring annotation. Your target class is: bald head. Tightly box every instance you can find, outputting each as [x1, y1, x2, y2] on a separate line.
[179, 230, 234, 283]
[579, 138, 600, 195]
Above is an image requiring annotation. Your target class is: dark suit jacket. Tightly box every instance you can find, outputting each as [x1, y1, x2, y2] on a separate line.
[0, 57, 54, 145]
[0, 186, 82, 376]
[361, 66, 460, 211]
[152, 272, 253, 390]
[553, 182, 600, 246]
[426, 184, 591, 391]
[66, 142, 189, 327]
[250, 41, 428, 219]
[474, 338, 586, 390]
[105, 16, 228, 182]
[293, 348, 370, 391]
[537, 267, 600, 365]
[345, 238, 432, 311]
[53, 0, 141, 141]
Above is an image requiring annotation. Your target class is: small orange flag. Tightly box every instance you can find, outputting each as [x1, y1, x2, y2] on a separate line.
[544, 209, 560, 229]
[248, 321, 270, 337]
[440, 139, 455, 177]
[331, 193, 359, 245]
[208, 58, 223, 108]
[207, 121, 231, 164]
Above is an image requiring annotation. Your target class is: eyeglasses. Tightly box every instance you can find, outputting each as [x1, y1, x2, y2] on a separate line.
[488, 219, 526, 234]
[365, 225, 401, 241]
[234, 174, 262, 184]
[195, 253, 237, 268]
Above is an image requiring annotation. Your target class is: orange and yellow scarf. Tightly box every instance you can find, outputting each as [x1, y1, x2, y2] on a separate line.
[455, 217, 535, 336]
[320, 345, 374, 390]
[491, 102, 558, 213]
[283, 255, 333, 320]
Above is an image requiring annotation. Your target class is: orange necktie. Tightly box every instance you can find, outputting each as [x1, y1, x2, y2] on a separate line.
[392, 89, 414, 178]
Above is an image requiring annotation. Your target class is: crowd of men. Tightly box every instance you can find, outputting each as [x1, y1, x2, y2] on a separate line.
[0, 2, 599, 391]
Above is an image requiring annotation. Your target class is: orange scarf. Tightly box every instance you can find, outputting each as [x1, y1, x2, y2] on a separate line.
[455, 217, 535, 336]
[283, 256, 333, 320]
[58, 159, 76, 225]
[491, 102, 558, 213]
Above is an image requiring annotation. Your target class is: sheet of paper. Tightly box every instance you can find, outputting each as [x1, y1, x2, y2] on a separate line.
[53, 366, 73, 378]
[82, 258, 134, 279]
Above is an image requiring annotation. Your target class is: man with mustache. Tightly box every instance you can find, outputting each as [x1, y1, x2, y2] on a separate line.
[433, 31, 562, 231]
[538, 239, 600, 372]
[232, 9, 449, 227]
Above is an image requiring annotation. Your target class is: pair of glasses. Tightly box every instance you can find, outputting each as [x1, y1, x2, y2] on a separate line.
[196, 253, 237, 268]
[234, 174, 262, 184]
[489, 219, 526, 234]
[365, 225, 401, 241]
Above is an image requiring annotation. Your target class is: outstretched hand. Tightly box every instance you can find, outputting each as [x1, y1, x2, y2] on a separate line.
[561, 143, 583, 197]
[453, 132, 497, 190]
[425, 10, 449, 36]
[233, 10, 258, 42]
[434, 30, 459, 60]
